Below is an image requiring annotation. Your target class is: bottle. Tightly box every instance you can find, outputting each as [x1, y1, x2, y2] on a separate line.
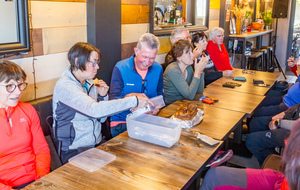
[154, 12, 158, 25]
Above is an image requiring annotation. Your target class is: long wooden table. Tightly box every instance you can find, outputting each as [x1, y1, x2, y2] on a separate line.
[25, 130, 223, 190]
[206, 69, 282, 96]
[23, 69, 282, 190]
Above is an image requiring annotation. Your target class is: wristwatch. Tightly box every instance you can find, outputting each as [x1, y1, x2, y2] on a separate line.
[274, 119, 280, 128]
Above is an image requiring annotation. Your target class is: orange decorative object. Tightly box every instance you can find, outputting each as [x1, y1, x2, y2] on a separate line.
[252, 22, 263, 30]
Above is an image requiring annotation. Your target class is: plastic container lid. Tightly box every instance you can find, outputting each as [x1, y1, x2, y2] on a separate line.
[68, 148, 116, 172]
[149, 95, 165, 111]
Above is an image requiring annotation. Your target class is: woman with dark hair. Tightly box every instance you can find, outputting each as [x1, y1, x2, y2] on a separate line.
[53, 42, 153, 164]
[200, 119, 300, 190]
[163, 39, 209, 105]
[192, 32, 234, 86]
[0, 60, 50, 189]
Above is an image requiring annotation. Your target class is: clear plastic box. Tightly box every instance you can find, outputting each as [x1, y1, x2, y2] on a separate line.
[148, 95, 165, 111]
[126, 114, 182, 148]
[68, 148, 116, 172]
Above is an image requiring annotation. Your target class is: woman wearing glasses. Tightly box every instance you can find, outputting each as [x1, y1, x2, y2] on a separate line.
[53, 42, 152, 164]
[192, 32, 234, 86]
[0, 60, 50, 189]
[163, 40, 209, 105]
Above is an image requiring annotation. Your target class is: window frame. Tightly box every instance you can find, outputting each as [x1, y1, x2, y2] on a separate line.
[149, 0, 210, 36]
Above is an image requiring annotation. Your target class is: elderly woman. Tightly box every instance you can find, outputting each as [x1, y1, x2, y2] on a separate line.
[201, 119, 300, 190]
[206, 27, 233, 71]
[192, 32, 234, 86]
[163, 39, 209, 105]
[53, 42, 152, 164]
[0, 60, 50, 189]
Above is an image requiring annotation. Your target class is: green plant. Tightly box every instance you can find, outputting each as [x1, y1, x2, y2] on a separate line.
[261, 11, 273, 26]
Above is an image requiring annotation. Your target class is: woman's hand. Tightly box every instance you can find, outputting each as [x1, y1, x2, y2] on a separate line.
[287, 57, 295, 67]
[94, 78, 109, 96]
[222, 70, 234, 77]
[193, 45, 204, 59]
[125, 93, 154, 108]
[194, 56, 209, 78]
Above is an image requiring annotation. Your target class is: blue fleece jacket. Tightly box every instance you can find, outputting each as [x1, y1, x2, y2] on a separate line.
[110, 54, 164, 122]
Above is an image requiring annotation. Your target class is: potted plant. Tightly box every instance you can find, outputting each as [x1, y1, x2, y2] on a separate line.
[261, 11, 273, 30]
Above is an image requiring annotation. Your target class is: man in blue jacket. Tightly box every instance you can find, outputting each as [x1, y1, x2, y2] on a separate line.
[110, 33, 164, 137]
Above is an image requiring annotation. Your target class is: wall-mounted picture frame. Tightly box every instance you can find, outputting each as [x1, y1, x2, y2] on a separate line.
[0, 0, 30, 55]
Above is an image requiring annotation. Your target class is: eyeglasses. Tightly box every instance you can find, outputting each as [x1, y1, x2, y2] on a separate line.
[88, 60, 99, 67]
[142, 79, 148, 95]
[0, 82, 28, 93]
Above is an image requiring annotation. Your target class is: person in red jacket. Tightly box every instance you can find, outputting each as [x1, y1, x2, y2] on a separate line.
[0, 60, 50, 189]
[287, 57, 300, 76]
[206, 27, 234, 71]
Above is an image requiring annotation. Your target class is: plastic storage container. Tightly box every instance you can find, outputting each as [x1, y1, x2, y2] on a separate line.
[131, 95, 165, 115]
[126, 114, 182, 148]
[69, 148, 116, 172]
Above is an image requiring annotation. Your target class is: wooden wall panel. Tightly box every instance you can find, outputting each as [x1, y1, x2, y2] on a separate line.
[122, 5, 149, 24]
[121, 42, 137, 60]
[42, 26, 87, 55]
[31, 1, 86, 28]
[157, 37, 171, 55]
[122, 23, 149, 44]
[122, 0, 149, 5]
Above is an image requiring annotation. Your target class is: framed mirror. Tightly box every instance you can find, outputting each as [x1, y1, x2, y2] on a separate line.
[0, 0, 30, 55]
[150, 0, 210, 36]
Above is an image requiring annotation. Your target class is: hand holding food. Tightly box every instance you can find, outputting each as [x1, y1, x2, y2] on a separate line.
[194, 56, 209, 77]
[287, 57, 295, 67]
[193, 45, 204, 59]
[94, 78, 109, 96]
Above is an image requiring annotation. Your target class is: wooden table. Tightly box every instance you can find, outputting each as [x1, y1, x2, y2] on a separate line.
[199, 88, 265, 117]
[23, 70, 281, 190]
[229, 30, 273, 69]
[206, 69, 281, 96]
[25, 132, 223, 190]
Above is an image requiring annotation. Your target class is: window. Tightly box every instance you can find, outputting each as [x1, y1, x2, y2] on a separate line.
[150, 0, 209, 36]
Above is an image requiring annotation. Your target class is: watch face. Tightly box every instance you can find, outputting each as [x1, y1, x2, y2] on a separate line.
[275, 120, 279, 126]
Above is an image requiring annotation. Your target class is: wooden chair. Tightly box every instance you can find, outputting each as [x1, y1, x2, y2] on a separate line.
[261, 154, 282, 171]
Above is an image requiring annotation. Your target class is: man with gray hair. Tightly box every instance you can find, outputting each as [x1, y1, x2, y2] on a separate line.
[109, 33, 164, 137]
[170, 28, 191, 44]
[164, 27, 202, 68]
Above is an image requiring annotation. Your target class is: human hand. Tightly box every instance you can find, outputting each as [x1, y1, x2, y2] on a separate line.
[126, 93, 154, 108]
[94, 78, 109, 96]
[287, 57, 295, 67]
[222, 70, 234, 77]
[193, 45, 203, 59]
[272, 112, 285, 120]
[194, 56, 209, 76]
[269, 120, 277, 130]
[147, 108, 159, 115]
